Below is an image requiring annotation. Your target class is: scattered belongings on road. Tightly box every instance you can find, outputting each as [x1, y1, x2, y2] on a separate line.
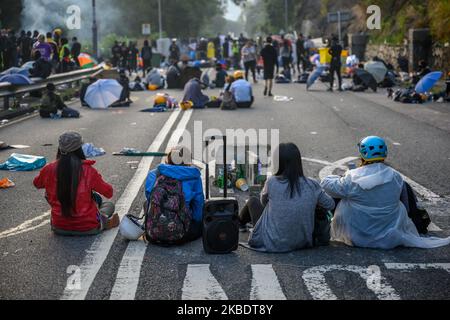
[82, 143, 106, 158]
[0, 153, 46, 171]
[0, 178, 15, 189]
[274, 96, 294, 102]
[0, 142, 30, 151]
[113, 148, 167, 157]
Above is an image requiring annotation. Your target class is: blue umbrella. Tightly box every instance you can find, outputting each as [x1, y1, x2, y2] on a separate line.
[415, 71, 443, 93]
[85, 79, 123, 109]
[0, 74, 33, 85]
[21, 61, 35, 70]
[0, 67, 30, 77]
[307, 66, 326, 89]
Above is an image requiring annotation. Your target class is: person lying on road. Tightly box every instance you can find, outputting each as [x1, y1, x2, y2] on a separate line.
[34, 131, 119, 236]
[321, 136, 450, 249]
[240, 143, 335, 253]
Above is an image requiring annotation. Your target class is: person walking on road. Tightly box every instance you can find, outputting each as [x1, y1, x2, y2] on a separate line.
[321, 136, 450, 249]
[328, 36, 343, 92]
[296, 33, 306, 73]
[240, 143, 335, 253]
[260, 36, 278, 97]
[169, 39, 180, 64]
[34, 131, 119, 236]
[241, 40, 258, 84]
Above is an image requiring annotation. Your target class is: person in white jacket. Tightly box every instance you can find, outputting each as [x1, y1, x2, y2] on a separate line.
[321, 136, 450, 250]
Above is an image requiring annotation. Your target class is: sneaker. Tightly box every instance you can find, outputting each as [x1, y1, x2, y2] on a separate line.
[264, 88, 268, 96]
[106, 213, 120, 230]
[327, 88, 333, 92]
[268, 92, 273, 97]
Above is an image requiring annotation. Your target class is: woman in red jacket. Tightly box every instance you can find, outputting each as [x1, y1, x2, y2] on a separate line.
[34, 132, 119, 236]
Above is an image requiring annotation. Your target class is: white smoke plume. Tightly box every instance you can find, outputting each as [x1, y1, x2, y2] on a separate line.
[21, 0, 121, 41]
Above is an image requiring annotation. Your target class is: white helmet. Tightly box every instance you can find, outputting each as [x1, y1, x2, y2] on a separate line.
[119, 215, 145, 241]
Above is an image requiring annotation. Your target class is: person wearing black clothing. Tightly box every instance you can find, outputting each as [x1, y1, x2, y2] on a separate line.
[127, 42, 138, 74]
[141, 40, 153, 76]
[0, 31, 7, 70]
[80, 77, 97, 107]
[328, 38, 343, 92]
[111, 41, 121, 67]
[120, 42, 129, 69]
[296, 34, 306, 73]
[260, 37, 279, 97]
[29, 50, 52, 79]
[5, 30, 18, 68]
[20, 31, 33, 64]
[71, 37, 81, 67]
[169, 39, 180, 64]
[32, 30, 40, 45]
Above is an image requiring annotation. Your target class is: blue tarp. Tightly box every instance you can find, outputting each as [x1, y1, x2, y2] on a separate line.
[0, 153, 46, 171]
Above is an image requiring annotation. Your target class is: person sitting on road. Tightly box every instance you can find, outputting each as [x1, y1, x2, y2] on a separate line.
[145, 67, 165, 90]
[144, 146, 204, 245]
[39, 83, 80, 119]
[214, 63, 228, 89]
[240, 143, 335, 253]
[182, 78, 209, 109]
[28, 50, 52, 79]
[80, 77, 97, 107]
[230, 70, 254, 108]
[34, 132, 119, 236]
[166, 63, 182, 89]
[114, 70, 133, 106]
[321, 136, 450, 249]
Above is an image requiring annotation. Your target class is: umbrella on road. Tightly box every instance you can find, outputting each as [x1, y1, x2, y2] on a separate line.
[354, 69, 378, 92]
[78, 53, 97, 69]
[0, 74, 33, 85]
[1, 67, 30, 77]
[85, 79, 123, 109]
[307, 66, 326, 89]
[415, 71, 443, 93]
[365, 61, 387, 83]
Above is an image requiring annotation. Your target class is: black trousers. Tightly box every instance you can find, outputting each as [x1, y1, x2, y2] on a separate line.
[239, 197, 265, 226]
[329, 62, 342, 89]
[244, 60, 257, 82]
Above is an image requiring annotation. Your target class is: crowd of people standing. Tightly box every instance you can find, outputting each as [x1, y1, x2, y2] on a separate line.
[0, 28, 83, 75]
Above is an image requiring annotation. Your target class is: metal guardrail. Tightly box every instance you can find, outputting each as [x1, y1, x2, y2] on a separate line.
[1, 66, 105, 110]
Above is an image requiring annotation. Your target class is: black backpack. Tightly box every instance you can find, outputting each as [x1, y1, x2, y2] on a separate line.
[403, 183, 431, 234]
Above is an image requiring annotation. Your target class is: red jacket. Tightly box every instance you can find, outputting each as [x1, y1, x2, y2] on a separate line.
[34, 160, 113, 232]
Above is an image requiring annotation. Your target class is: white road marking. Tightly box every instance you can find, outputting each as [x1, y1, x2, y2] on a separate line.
[250, 265, 286, 300]
[182, 264, 228, 300]
[109, 110, 194, 300]
[384, 263, 450, 273]
[0, 211, 50, 240]
[60, 109, 182, 300]
[302, 265, 401, 300]
[310, 132, 318, 135]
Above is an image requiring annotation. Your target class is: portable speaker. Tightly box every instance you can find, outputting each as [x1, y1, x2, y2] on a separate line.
[202, 136, 240, 254]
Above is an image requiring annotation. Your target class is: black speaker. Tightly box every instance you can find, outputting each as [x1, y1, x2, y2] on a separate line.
[202, 136, 240, 254]
[203, 199, 239, 254]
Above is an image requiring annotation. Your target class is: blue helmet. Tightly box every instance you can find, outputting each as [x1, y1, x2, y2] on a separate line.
[358, 136, 388, 162]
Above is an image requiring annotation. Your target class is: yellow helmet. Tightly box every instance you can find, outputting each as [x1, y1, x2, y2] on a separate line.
[234, 70, 244, 79]
[180, 101, 194, 111]
[154, 94, 167, 105]
[53, 28, 62, 36]
[148, 84, 159, 91]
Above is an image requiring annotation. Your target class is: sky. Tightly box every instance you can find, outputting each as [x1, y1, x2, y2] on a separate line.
[224, 0, 242, 21]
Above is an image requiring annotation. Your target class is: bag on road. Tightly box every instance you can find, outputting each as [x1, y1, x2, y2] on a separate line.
[145, 174, 192, 245]
[402, 183, 431, 234]
[220, 90, 237, 110]
[0, 153, 46, 172]
[61, 107, 80, 118]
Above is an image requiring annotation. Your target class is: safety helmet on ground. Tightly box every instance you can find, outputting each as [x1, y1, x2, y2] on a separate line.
[358, 136, 388, 162]
[148, 84, 159, 91]
[234, 70, 244, 79]
[119, 214, 145, 241]
[154, 94, 168, 105]
[180, 101, 194, 111]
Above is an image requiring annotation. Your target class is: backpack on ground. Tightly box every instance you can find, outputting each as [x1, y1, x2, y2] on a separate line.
[145, 174, 192, 245]
[220, 89, 237, 110]
[313, 206, 332, 247]
[403, 183, 431, 234]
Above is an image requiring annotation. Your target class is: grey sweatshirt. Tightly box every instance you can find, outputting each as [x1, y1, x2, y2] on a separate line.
[249, 176, 335, 253]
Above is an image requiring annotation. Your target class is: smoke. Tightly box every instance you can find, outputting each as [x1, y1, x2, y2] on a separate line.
[20, 0, 122, 41]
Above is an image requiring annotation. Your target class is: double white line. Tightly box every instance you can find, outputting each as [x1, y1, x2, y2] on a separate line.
[61, 109, 193, 300]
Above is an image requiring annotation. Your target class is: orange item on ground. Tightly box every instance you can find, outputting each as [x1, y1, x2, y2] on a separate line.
[0, 178, 15, 189]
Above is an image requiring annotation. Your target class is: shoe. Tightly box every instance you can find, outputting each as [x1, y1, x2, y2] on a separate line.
[338, 88, 343, 92]
[268, 92, 273, 97]
[239, 224, 248, 233]
[327, 88, 333, 92]
[106, 213, 120, 230]
[264, 88, 268, 96]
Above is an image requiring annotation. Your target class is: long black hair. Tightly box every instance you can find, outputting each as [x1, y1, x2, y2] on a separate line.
[274, 143, 305, 198]
[56, 147, 86, 217]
